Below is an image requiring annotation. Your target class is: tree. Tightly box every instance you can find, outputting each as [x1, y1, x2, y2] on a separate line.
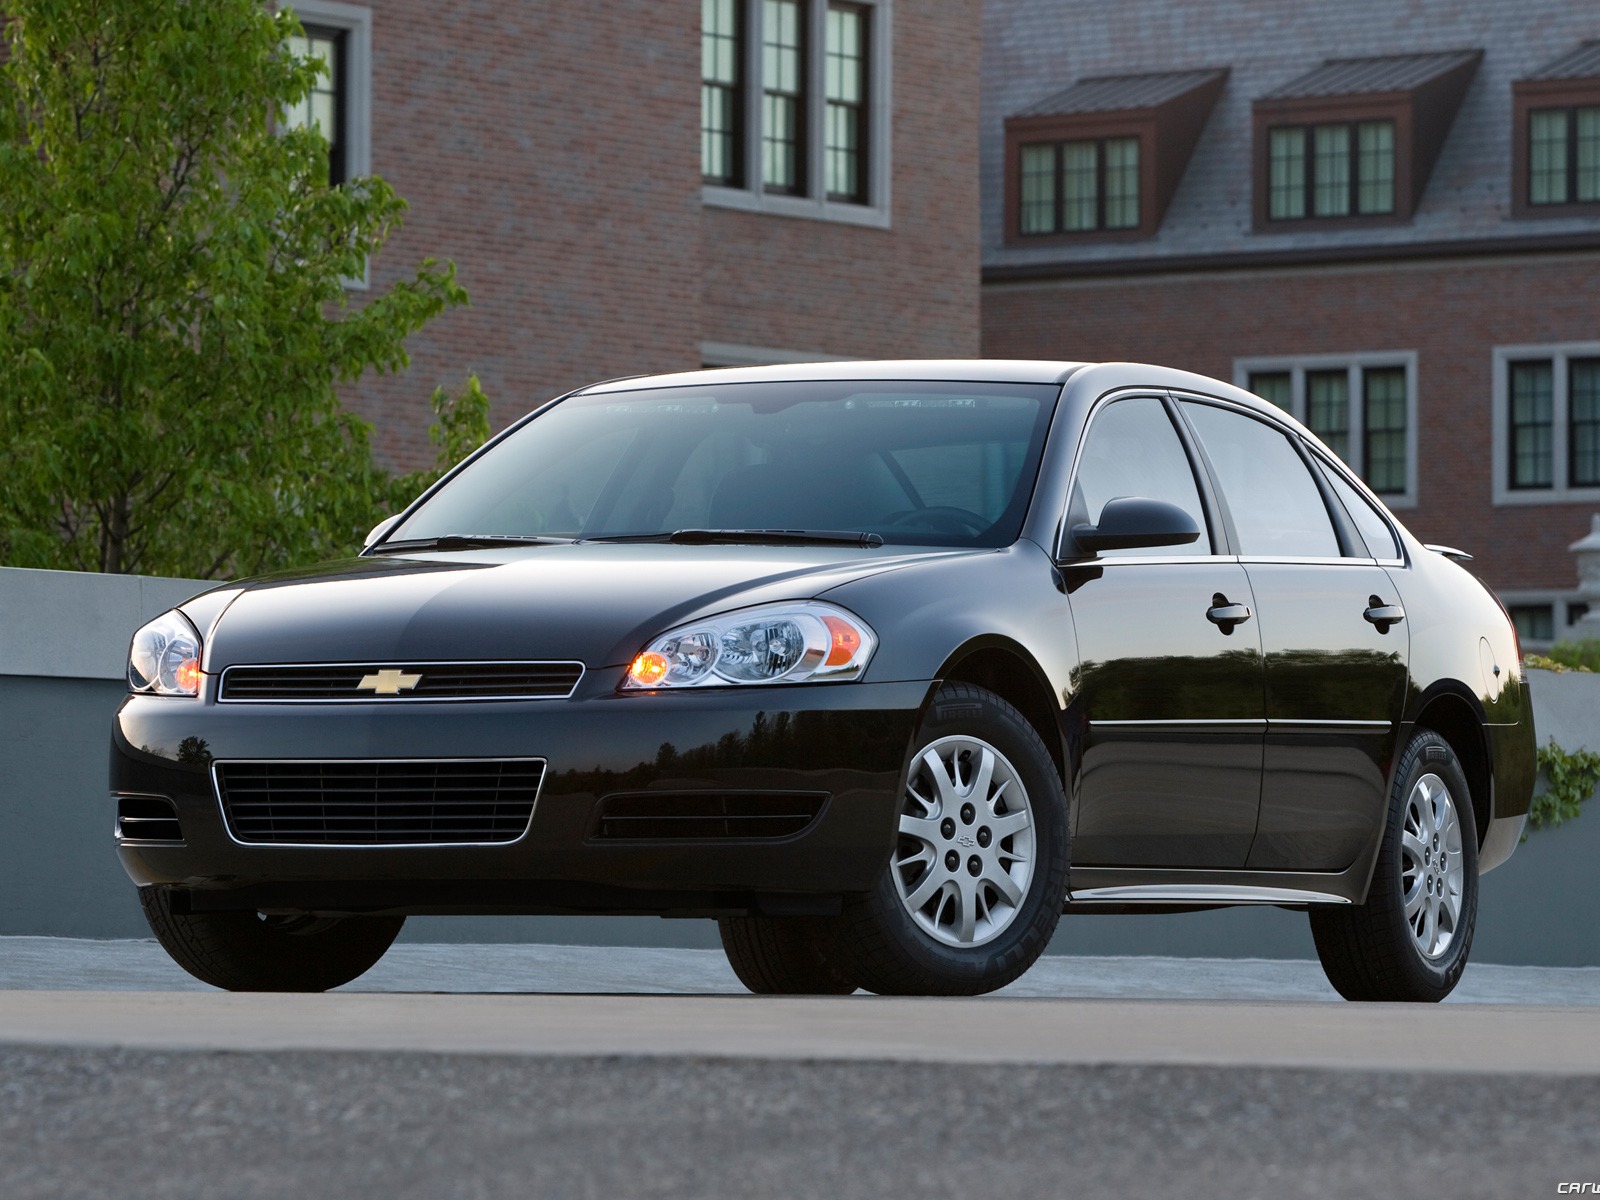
[0, 0, 474, 578]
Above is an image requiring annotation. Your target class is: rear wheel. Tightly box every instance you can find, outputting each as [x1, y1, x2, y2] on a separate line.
[1310, 729, 1478, 1002]
[718, 917, 857, 994]
[140, 886, 405, 992]
[831, 683, 1068, 996]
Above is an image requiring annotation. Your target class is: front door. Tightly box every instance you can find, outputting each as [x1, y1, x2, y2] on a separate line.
[1065, 395, 1266, 868]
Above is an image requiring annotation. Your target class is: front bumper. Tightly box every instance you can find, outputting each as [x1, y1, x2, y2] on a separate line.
[111, 680, 933, 915]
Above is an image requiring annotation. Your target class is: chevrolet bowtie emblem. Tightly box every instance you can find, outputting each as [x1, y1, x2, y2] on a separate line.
[356, 668, 423, 695]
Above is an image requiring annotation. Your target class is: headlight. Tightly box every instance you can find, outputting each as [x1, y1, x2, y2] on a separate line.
[623, 601, 877, 689]
[128, 610, 204, 697]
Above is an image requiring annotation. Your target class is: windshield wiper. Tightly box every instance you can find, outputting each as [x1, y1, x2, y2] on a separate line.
[368, 533, 574, 554]
[583, 528, 885, 548]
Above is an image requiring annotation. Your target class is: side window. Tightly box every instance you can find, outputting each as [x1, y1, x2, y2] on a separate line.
[1318, 458, 1402, 560]
[1181, 401, 1340, 558]
[1071, 396, 1211, 557]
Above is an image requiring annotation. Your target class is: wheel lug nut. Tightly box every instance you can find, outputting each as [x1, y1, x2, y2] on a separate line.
[960, 803, 976, 825]
[945, 850, 959, 871]
[940, 818, 956, 840]
[977, 827, 992, 848]
[967, 856, 982, 876]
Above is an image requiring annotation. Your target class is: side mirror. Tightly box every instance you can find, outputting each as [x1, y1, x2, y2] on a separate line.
[1070, 497, 1200, 555]
[363, 514, 402, 549]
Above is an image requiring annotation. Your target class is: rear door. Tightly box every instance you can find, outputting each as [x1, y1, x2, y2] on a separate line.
[1177, 398, 1409, 872]
[1063, 394, 1265, 869]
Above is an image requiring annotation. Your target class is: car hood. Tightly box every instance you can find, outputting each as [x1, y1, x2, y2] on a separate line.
[197, 543, 972, 674]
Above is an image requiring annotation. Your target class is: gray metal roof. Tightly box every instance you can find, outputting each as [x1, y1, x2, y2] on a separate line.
[1259, 49, 1481, 100]
[1524, 40, 1600, 82]
[981, 0, 1600, 271]
[1016, 68, 1228, 117]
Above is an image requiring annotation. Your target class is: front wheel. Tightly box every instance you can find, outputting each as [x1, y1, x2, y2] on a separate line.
[140, 886, 405, 992]
[831, 683, 1068, 996]
[1310, 729, 1479, 1002]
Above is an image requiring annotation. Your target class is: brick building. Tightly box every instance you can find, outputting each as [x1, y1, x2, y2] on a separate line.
[292, 0, 979, 472]
[981, 0, 1600, 644]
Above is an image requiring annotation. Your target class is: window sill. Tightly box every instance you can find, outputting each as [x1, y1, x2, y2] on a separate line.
[1494, 486, 1600, 507]
[703, 185, 891, 230]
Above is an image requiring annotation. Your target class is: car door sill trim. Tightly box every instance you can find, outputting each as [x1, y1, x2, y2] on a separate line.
[1067, 883, 1352, 905]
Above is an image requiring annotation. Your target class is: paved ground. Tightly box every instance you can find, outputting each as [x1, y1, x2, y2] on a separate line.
[5, 940, 1598, 1197]
[4, 1048, 1598, 1199]
[5, 935, 1600, 1003]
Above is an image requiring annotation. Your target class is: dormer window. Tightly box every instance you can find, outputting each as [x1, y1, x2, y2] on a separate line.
[1253, 50, 1480, 230]
[1004, 68, 1227, 243]
[1513, 41, 1600, 218]
[1019, 137, 1140, 234]
[1267, 120, 1395, 219]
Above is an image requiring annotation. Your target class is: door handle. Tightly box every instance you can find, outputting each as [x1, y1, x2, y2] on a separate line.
[1364, 596, 1405, 630]
[1206, 594, 1252, 632]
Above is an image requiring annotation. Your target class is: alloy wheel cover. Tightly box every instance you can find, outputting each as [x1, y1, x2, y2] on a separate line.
[892, 735, 1036, 948]
[1400, 771, 1466, 960]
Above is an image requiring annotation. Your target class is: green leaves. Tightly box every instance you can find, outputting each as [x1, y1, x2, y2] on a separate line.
[1529, 739, 1600, 833]
[0, 0, 469, 577]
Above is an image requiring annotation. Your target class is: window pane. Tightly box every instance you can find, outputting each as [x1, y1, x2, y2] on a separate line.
[285, 29, 344, 184]
[702, 0, 741, 184]
[1182, 403, 1339, 558]
[1362, 366, 1407, 494]
[1019, 144, 1056, 234]
[1313, 124, 1350, 217]
[824, 3, 866, 201]
[1509, 605, 1555, 644]
[1248, 371, 1292, 411]
[1510, 360, 1554, 489]
[1579, 107, 1600, 203]
[1061, 141, 1098, 231]
[1321, 460, 1401, 559]
[1571, 359, 1600, 488]
[1104, 137, 1139, 229]
[1530, 109, 1569, 205]
[1357, 121, 1394, 214]
[1269, 128, 1306, 219]
[762, 0, 804, 193]
[1073, 397, 1210, 558]
[1305, 370, 1350, 462]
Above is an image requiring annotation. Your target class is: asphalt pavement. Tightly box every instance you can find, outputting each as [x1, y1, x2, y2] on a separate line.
[6, 935, 1600, 1002]
[4, 939, 1598, 1198]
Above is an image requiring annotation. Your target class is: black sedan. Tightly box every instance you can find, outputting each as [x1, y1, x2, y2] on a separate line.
[112, 360, 1535, 1001]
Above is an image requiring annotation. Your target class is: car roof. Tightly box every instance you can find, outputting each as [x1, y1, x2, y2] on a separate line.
[573, 359, 1093, 393]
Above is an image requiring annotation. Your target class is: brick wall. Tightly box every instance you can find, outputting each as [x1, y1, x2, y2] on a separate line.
[983, 252, 1600, 593]
[701, 0, 982, 359]
[343, 1, 704, 473]
[338, 0, 982, 475]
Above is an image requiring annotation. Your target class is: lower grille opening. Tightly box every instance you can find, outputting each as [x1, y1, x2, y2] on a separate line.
[216, 759, 545, 846]
[593, 791, 828, 841]
[116, 795, 183, 843]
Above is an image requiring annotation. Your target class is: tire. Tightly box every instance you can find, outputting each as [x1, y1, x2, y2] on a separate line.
[718, 917, 857, 994]
[830, 682, 1068, 996]
[1310, 729, 1479, 1003]
[140, 886, 405, 993]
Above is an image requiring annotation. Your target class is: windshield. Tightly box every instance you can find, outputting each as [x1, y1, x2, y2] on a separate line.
[386, 380, 1060, 549]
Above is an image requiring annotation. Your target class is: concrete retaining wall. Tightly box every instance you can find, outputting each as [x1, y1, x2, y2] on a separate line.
[1, 567, 1595, 962]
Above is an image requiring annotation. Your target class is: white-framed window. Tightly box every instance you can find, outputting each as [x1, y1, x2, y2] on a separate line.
[1496, 590, 1591, 649]
[284, 3, 371, 183]
[283, 2, 372, 289]
[702, 0, 892, 229]
[1233, 352, 1418, 508]
[1492, 342, 1600, 506]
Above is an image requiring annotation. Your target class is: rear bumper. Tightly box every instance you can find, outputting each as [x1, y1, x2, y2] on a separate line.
[111, 680, 933, 913]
